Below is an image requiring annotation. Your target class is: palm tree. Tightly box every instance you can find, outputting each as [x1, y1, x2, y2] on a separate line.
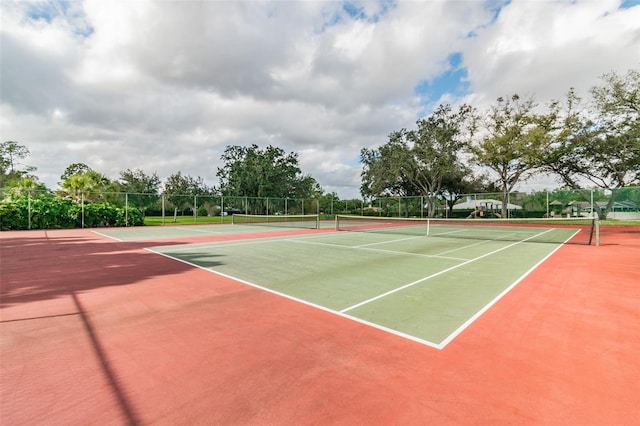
[61, 174, 95, 203]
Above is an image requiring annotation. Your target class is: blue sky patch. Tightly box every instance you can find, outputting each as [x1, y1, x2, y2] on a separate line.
[620, 0, 640, 9]
[342, 0, 396, 23]
[343, 2, 366, 20]
[414, 52, 470, 114]
[467, 0, 510, 38]
[26, 0, 94, 37]
[27, 1, 65, 23]
[319, 0, 396, 32]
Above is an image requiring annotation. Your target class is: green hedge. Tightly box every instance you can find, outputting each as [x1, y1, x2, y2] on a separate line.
[0, 196, 143, 230]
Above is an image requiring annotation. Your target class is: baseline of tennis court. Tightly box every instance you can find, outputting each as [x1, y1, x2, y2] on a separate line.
[149, 228, 566, 348]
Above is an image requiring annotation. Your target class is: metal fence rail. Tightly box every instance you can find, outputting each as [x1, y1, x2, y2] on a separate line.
[1, 187, 638, 230]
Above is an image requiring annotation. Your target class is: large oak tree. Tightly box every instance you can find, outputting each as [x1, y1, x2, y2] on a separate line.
[555, 70, 639, 189]
[216, 144, 320, 199]
[469, 95, 552, 217]
[361, 104, 473, 217]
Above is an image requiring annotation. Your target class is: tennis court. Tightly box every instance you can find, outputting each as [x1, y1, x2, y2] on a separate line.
[94, 214, 328, 241]
[111, 216, 594, 348]
[2, 217, 638, 425]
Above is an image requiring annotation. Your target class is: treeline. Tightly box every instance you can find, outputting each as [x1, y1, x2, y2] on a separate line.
[361, 69, 639, 217]
[0, 143, 334, 230]
[1, 69, 638, 229]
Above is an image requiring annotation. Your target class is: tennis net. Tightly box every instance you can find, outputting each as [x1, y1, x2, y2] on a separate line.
[232, 213, 320, 230]
[335, 215, 598, 245]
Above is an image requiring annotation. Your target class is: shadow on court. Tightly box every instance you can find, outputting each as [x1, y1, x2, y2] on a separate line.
[1, 226, 639, 425]
[0, 232, 205, 310]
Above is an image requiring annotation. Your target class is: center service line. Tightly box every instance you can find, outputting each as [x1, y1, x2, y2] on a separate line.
[339, 228, 555, 313]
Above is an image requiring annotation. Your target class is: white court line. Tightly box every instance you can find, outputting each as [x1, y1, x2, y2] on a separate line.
[151, 230, 338, 252]
[146, 227, 573, 350]
[429, 228, 468, 237]
[144, 247, 442, 350]
[435, 238, 498, 256]
[289, 238, 469, 262]
[181, 227, 225, 234]
[355, 234, 425, 248]
[438, 227, 581, 348]
[92, 230, 124, 242]
[93, 226, 224, 242]
[339, 228, 555, 314]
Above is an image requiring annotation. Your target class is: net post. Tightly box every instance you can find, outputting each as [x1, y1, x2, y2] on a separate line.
[595, 215, 600, 246]
[335, 215, 339, 231]
[426, 218, 430, 236]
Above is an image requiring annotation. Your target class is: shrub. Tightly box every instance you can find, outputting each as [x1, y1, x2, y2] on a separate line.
[0, 196, 143, 230]
[0, 202, 27, 230]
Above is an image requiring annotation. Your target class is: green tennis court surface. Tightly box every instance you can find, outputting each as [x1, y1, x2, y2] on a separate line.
[94, 221, 331, 241]
[148, 228, 567, 348]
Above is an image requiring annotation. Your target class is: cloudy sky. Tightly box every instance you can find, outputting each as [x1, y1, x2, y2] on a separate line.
[1, 0, 639, 198]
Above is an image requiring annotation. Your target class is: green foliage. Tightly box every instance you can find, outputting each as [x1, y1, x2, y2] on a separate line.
[0, 202, 27, 230]
[0, 195, 76, 230]
[2, 178, 49, 201]
[30, 196, 76, 228]
[361, 104, 473, 217]
[60, 163, 92, 181]
[470, 94, 554, 217]
[70, 202, 143, 227]
[79, 203, 119, 227]
[0, 195, 142, 230]
[1, 141, 39, 188]
[58, 165, 114, 203]
[217, 144, 321, 201]
[117, 168, 161, 214]
[361, 131, 417, 197]
[585, 69, 639, 187]
[541, 71, 639, 189]
[164, 172, 212, 213]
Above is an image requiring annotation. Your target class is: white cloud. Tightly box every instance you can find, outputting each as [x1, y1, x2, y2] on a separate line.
[462, 0, 640, 108]
[1, 0, 638, 198]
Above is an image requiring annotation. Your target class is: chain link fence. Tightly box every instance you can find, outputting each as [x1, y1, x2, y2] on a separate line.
[1, 187, 638, 230]
[362, 187, 640, 220]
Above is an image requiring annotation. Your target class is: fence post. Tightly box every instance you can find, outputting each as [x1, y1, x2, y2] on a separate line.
[125, 193, 129, 226]
[81, 192, 85, 228]
[546, 190, 549, 218]
[28, 190, 32, 230]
